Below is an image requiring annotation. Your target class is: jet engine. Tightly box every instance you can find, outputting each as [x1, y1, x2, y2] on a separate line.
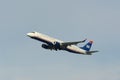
[41, 44, 50, 49]
[53, 41, 61, 50]
[41, 42, 61, 50]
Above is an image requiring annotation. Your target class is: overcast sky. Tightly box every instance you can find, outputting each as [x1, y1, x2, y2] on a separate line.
[0, 0, 120, 80]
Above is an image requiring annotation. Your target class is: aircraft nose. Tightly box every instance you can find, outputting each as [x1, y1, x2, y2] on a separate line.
[27, 33, 31, 37]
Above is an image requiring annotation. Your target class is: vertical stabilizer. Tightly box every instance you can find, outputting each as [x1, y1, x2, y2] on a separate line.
[81, 40, 93, 51]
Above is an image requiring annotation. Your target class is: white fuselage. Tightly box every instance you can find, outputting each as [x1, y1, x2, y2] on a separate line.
[27, 32, 86, 54]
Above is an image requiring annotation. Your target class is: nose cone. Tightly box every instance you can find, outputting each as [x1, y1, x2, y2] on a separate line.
[27, 33, 33, 37]
[27, 33, 30, 36]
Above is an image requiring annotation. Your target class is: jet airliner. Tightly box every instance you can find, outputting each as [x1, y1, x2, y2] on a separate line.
[27, 32, 98, 55]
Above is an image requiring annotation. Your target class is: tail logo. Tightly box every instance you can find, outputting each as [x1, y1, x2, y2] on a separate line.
[86, 45, 90, 49]
[80, 40, 93, 51]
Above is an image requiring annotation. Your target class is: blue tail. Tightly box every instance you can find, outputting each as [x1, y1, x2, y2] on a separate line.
[81, 40, 93, 51]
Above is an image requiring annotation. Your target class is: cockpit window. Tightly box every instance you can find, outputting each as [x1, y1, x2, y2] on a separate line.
[32, 32, 35, 33]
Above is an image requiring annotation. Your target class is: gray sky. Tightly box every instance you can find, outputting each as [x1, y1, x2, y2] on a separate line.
[0, 0, 120, 80]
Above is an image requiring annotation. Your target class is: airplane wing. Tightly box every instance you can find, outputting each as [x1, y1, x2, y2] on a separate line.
[61, 39, 87, 46]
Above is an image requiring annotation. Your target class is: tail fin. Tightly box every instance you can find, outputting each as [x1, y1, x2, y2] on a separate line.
[81, 40, 93, 51]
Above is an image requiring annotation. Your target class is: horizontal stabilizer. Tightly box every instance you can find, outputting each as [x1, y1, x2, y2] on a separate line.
[86, 50, 99, 55]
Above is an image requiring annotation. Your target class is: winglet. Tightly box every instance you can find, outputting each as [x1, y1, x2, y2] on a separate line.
[82, 38, 87, 42]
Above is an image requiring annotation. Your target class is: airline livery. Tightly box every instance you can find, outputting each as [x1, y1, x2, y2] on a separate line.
[27, 32, 98, 55]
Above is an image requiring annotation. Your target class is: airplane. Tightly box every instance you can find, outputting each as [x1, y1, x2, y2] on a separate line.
[27, 32, 98, 55]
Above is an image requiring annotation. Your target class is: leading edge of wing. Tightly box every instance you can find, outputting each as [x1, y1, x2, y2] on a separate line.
[61, 39, 87, 46]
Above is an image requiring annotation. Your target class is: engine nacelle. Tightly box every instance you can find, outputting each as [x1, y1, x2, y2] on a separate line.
[53, 41, 61, 50]
[42, 42, 61, 50]
[41, 44, 50, 49]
